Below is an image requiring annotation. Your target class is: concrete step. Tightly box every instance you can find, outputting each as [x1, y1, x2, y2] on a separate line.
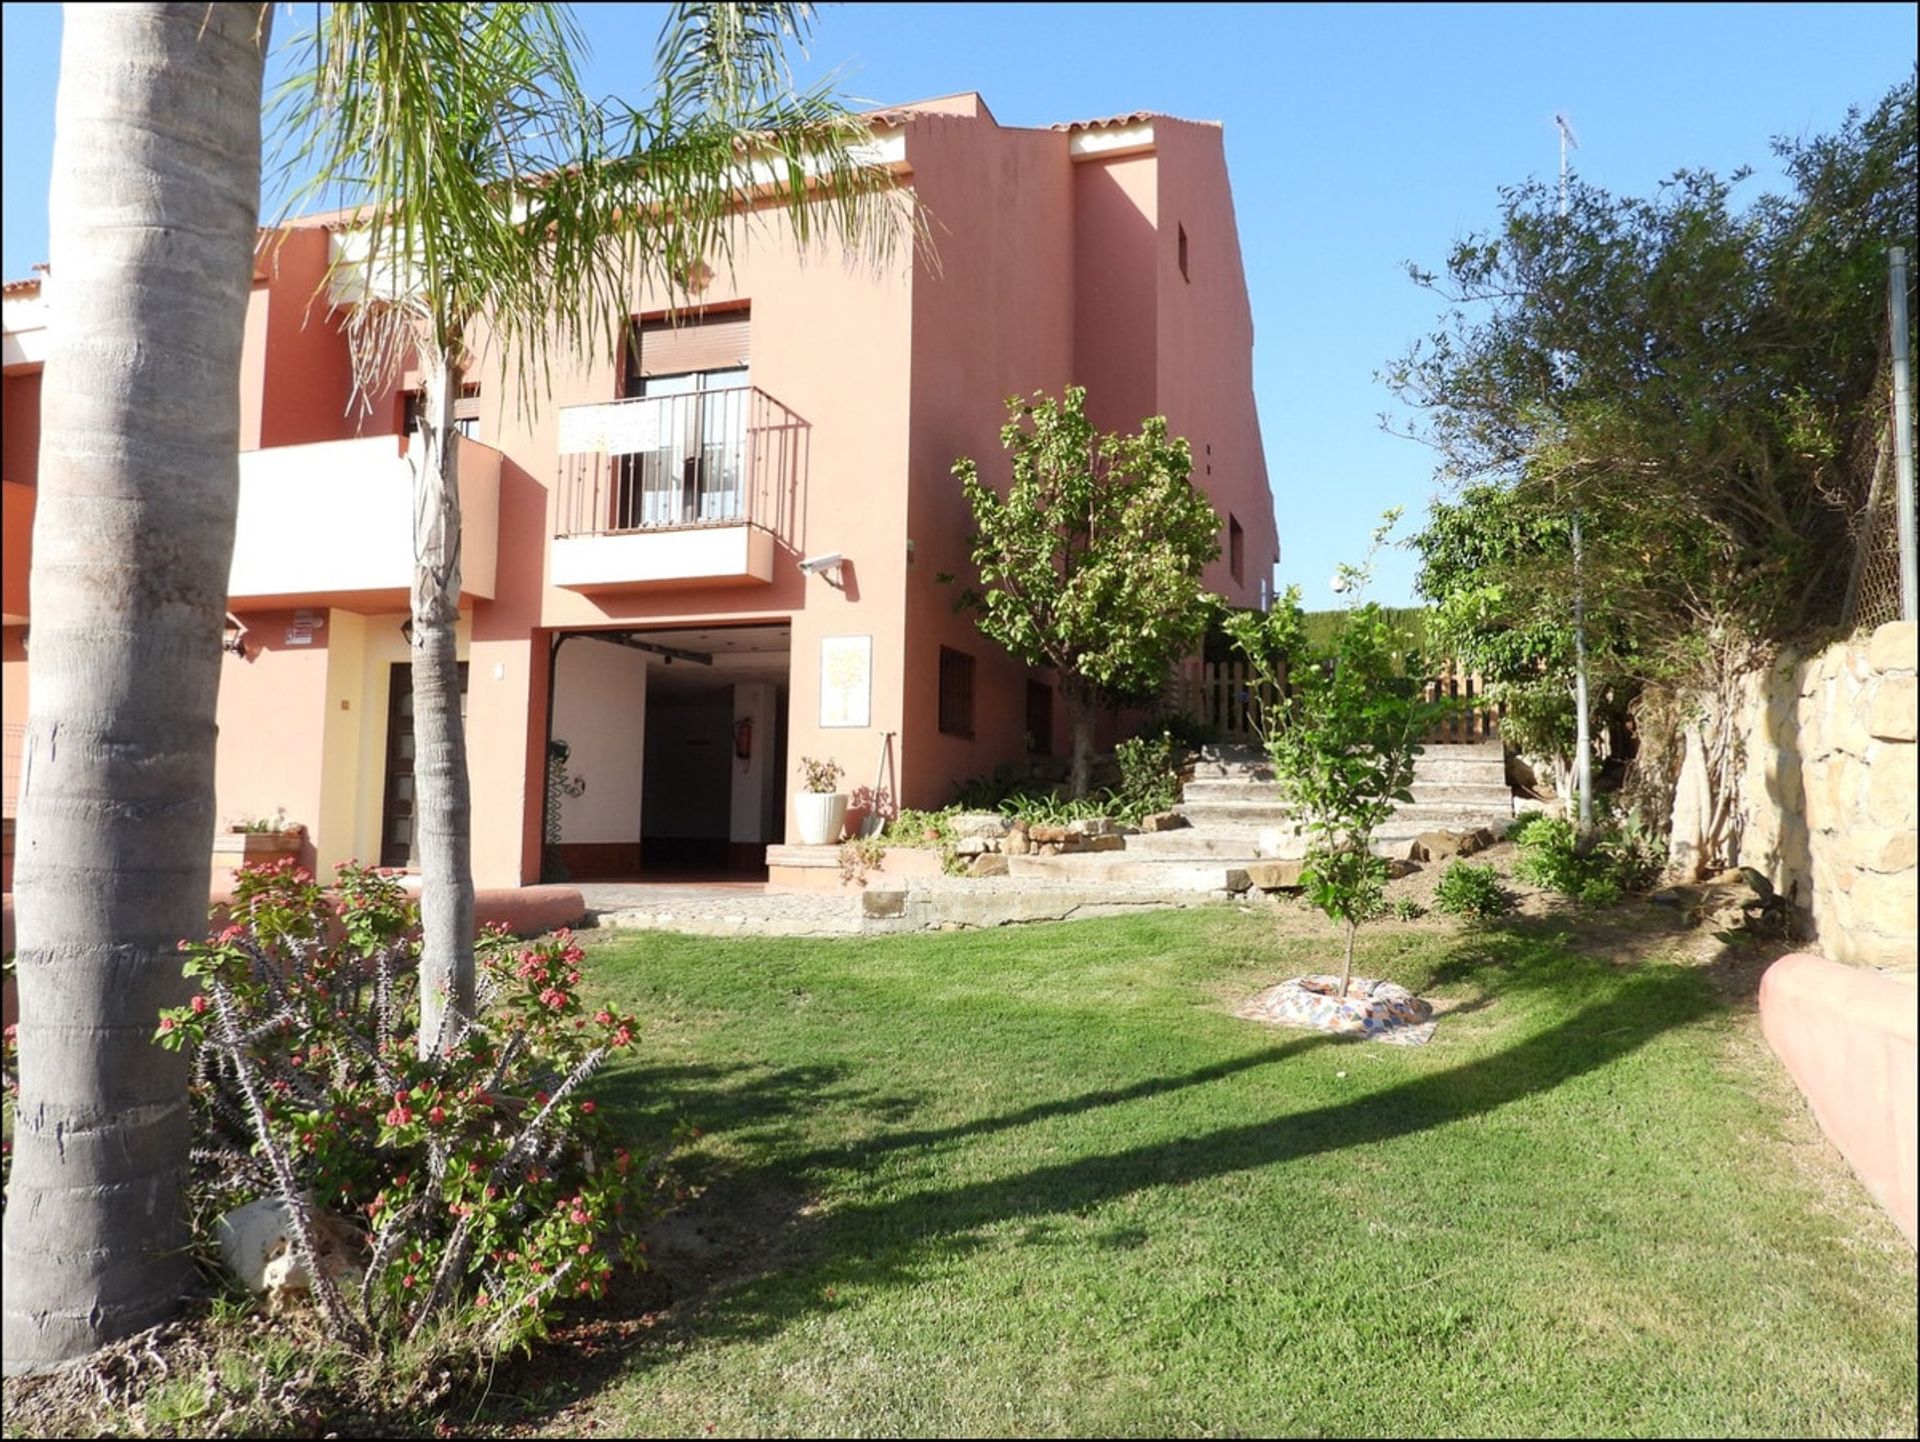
[1179, 799, 1298, 827]
[1186, 747, 1273, 781]
[1194, 743, 1270, 767]
[1126, 824, 1478, 864]
[1414, 767, 1508, 792]
[1414, 748, 1506, 781]
[1185, 764, 1275, 784]
[1182, 777, 1510, 809]
[1421, 740, 1505, 759]
[1006, 852, 1252, 893]
[1388, 802, 1513, 825]
[1180, 778, 1288, 803]
[1123, 828, 1279, 859]
[1409, 782, 1515, 807]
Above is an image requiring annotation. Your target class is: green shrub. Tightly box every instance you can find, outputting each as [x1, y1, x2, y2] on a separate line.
[1577, 876, 1624, 907]
[950, 765, 1024, 810]
[885, 808, 957, 849]
[1434, 861, 1513, 919]
[882, 808, 967, 874]
[1595, 806, 1668, 891]
[1001, 791, 1111, 827]
[1392, 897, 1428, 921]
[1513, 822, 1588, 894]
[1507, 812, 1564, 847]
[1510, 807, 1662, 904]
[156, 861, 665, 1358]
[1112, 731, 1183, 821]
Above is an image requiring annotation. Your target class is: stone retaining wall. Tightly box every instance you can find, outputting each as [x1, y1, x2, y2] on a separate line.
[1734, 619, 1916, 971]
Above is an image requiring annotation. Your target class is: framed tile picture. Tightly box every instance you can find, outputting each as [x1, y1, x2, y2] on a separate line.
[820, 634, 872, 728]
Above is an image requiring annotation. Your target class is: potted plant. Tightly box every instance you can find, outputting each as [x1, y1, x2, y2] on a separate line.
[212, 809, 307, 875]
[794, 757, 848, 846]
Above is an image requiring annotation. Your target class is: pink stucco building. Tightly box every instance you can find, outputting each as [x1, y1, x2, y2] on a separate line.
[1, 95, 1277, 889]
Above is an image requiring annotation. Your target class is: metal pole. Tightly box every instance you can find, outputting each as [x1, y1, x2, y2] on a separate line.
[1558, 114, 1594, 829]
[1890, 246, 1918, 622]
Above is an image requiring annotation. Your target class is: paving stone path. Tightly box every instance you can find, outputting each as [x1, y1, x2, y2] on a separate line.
[580, 873, 1231, 939]
[580, 883, 866, 938]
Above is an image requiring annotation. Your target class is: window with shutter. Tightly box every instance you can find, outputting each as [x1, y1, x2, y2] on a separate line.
[613, 309, 753, 529]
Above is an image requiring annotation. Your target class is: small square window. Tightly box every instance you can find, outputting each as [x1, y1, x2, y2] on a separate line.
[939, 648, 975, 738]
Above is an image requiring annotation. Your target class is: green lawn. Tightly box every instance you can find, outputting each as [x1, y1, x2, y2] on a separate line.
[491, 907, 1914, 1438]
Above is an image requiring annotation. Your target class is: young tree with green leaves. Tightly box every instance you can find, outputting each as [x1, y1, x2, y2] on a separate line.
[1251, 526, 1450, 999]
[1410, 483, 1636, 803]
[954, 386, 1222, 797]
[279, 2, 914, 1052]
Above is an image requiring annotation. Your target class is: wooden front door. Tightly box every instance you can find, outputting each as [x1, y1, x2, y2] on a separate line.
[379, 662, 469, 868]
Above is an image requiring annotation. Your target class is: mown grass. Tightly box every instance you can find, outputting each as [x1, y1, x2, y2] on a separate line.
[5, 906, 1910, 1439]
[480, 907, 1917, 1438]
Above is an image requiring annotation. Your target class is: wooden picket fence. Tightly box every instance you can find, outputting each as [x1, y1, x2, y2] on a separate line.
[1418, 658, 1502, 743]
[1165, 659, 1501, 744]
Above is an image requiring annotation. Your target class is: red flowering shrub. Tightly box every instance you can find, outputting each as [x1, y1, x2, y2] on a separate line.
[155, 860, 662, 1353]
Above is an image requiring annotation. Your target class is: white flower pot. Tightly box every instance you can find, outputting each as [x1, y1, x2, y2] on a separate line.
[795, 792, 849, 846]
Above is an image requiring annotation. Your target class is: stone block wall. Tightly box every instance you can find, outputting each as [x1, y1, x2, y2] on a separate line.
[1737, 620, 1916, 971]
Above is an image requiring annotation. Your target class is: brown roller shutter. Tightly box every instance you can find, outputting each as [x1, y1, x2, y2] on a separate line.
[633, 312, 751, 379]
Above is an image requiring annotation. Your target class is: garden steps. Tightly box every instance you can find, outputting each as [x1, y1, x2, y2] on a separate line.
[1163, 737, 1513, 852]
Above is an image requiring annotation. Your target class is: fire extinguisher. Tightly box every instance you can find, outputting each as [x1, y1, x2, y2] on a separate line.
[733, 716, 754, 767]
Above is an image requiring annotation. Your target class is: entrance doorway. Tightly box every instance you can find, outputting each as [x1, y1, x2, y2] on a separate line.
[544, 623, 789, 882]
[379, 661, 468, 869]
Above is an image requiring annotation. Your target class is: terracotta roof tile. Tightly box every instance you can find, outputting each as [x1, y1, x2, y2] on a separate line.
[1051, 110, 1162, 132]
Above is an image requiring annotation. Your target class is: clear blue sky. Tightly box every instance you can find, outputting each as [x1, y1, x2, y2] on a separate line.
[4, 3, 1914, 604]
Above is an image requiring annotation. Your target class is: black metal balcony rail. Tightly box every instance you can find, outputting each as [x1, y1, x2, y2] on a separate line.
[554, 386, 806, 548]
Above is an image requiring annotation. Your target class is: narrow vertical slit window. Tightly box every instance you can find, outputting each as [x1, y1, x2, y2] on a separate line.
[1025, 679, 1053, 755]
[939, 648, 975, 738]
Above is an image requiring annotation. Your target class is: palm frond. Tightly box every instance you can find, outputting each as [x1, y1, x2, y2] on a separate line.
[653, 2, 818, 117]
[271, 1, 926, 412]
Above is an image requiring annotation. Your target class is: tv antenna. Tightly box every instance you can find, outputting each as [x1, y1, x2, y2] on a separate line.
[1554, 112, 1581, 214]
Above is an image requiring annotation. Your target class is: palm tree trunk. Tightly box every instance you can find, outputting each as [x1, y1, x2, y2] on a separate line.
[3, 2, 269, 1374]
[410, 349, 475, 1057]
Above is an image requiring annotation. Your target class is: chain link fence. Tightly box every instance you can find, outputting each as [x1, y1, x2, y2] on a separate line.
[1840, 264, 1917, 632]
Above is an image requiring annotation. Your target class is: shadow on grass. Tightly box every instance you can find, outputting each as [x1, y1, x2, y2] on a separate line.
[460, 921, 1737, 1429]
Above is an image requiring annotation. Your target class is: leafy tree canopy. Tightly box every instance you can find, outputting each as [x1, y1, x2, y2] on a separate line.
[1388, 74, 1916, 656]
[954, 386, 1221, 794]
[1391, 75, 1915, 863]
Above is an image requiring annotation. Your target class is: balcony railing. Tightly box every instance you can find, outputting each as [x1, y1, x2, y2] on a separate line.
[554, 386, 806, 549]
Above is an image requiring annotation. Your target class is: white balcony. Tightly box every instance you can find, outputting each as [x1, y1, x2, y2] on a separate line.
[228, 434, 500, 612]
